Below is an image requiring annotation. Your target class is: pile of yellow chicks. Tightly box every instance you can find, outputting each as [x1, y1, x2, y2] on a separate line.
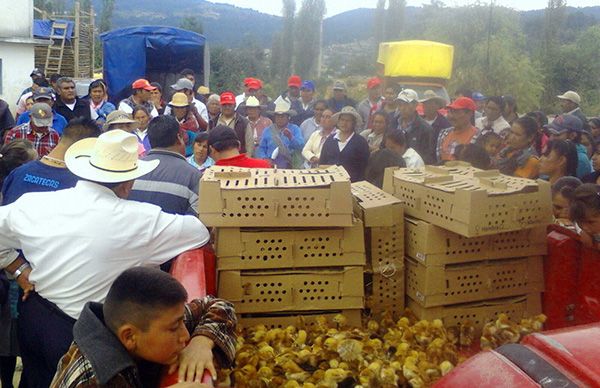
[219, 311, 547, 387]
[220, 311, 462, 388]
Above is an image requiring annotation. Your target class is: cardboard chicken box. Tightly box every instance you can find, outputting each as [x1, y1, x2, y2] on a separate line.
[405, 256, 545, 308]
[218, 266, 364, 314]
[199, 166, 353, 227]
[407, 293, 543, 335]
[383, 166, 552, 237]
[215, 220, 366, 270]
[405, 217, 547, 266]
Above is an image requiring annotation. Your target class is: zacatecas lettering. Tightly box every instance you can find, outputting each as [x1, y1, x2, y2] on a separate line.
[23, 174, 60, 189]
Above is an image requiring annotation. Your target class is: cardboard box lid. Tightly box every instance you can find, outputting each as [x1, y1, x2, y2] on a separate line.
[202, 165, 350, 189]
[392, 166, 547, 196]
[351, 181, 403, 227]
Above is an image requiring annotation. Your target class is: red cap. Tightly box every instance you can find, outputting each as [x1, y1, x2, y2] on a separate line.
[131, 78, 156, 91]
[247, 79, 262, 90]
[287, 75, 302, 88]
[220, 91, 236, 105]
[243, 77, 254, 86]
[447, 97, 477, 111]
[367, 77, 382, 89]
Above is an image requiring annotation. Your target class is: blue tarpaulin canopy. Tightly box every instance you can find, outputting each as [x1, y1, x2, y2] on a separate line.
[100, 26, 208, 104]
[33, 19, 75, 41]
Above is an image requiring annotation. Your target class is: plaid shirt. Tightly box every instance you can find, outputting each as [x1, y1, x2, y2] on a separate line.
[4, 122, 59, 157]
[50, 297, 237, 388]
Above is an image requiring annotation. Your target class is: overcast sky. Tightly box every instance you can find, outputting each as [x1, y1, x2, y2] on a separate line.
[214, 0, 598, 17]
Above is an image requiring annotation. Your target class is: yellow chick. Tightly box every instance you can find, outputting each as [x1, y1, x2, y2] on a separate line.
[332, 313, 348, 329]
[337, 339, 363, 362]
[440, 360, 454, 376]
[295, 329, 308, 347]
[367, 320, 380, 333]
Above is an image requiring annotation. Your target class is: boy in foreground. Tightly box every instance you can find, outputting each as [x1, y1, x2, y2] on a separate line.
[50, 267, 237, 388]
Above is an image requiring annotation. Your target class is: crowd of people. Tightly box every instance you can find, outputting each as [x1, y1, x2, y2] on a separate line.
[2, 67, 600, 388]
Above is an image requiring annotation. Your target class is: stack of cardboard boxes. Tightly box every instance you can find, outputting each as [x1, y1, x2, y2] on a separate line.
[351, 181, 406, 318]
[383, 163, 552, 333]
[198, 166, 366, 328]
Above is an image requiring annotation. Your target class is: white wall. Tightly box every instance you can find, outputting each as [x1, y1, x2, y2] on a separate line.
[0, 43, 36, 114]
[0, 0, 33, 38]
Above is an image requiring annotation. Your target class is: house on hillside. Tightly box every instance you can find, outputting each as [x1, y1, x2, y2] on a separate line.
[0, 0, 49, 111]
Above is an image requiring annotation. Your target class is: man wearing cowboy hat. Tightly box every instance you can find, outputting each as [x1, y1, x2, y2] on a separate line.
[0, 130, 210, 387]
[420, 90, 451, 145]
[164, 78, 209, 130]
[256, 97, 304, 168]
[243, 96, 272, 148]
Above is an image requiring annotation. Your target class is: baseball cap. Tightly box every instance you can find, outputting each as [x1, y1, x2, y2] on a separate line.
[171, 78, 194, 91]
[447, 97, 477, 111]
[30, 68, 45, 78]
[131, 79, 156, 91]
[33, 87, 55, 101]
[247, 79, 262, 90]
[548, 114, 583, 135]
[396, 89, 419, 103]
[288, 75, 302, 88]
[220, 91, 236, 106]
[367, 77, 382, 89]
[300, 80, 315, 91]
[30, 103, 53, 127]
[472, 92, 486, 101]
[333, 80, 347, 91]
[557, 91, 581, 105]
[244, 77, 256, 86]
[208, 125, 239, 147]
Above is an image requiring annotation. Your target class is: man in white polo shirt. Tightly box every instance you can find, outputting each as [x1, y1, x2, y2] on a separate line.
[0, 130, 210, 388]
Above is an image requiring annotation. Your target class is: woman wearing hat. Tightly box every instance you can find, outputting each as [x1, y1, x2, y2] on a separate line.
[256, 98, 304, 169]
[169, 92, 199, 157]
[320, 106, 370, 182]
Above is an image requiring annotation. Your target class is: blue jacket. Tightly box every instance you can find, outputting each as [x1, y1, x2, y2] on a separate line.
[17, 110, 68, 135]
[255, 124, 304, 161]
[576, 143, 592, 178]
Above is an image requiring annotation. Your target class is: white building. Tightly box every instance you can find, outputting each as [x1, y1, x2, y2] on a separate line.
[0, 0, 48, 113]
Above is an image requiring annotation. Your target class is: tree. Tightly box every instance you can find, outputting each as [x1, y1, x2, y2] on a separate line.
[99, 0, 115, 33]
[374, 0, 386, 49]
[180, 16, 204, 35]
[294, 0, 326, 79]
[385, 0, 405, 41]
[279, 0, 296, 87]
[539, 0, 567, 108]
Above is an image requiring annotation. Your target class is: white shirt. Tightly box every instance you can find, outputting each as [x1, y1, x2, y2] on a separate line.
[235, 93, 246, 109]
[334, 130, 354, 152]
[118, 100, 159, 118]
[403, 147, 425, 168]
[475, 115, 511, 136]
[164, 98, 209, 122]
[302, 127, 330, 165]
[0, 180, 209, 319]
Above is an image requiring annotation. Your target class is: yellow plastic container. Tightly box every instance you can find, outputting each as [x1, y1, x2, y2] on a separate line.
[377, 40, 454, 79]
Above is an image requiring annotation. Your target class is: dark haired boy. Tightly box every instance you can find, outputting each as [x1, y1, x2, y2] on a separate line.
[51, 267, 237, 388]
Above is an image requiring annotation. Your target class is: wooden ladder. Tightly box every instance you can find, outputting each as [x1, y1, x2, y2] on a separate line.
[44, 21, 69, 74]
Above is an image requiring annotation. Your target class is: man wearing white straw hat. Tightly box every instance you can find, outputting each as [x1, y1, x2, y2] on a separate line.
[0, 130, 210, 388]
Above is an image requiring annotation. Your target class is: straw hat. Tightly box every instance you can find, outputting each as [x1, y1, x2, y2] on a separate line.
[267, 96, 297, 116]
[332, 106, 363, 128]
[419, 90, 448, 105]
[102, 110, 137, 132]
[169, 92, 190, 108]
[65, 130, 159, 183]
[245, 96, 263, 109]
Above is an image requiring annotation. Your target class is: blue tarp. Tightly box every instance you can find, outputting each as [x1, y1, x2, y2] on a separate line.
[33, 19, 75, 41]
[100, 26, 207, 104]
